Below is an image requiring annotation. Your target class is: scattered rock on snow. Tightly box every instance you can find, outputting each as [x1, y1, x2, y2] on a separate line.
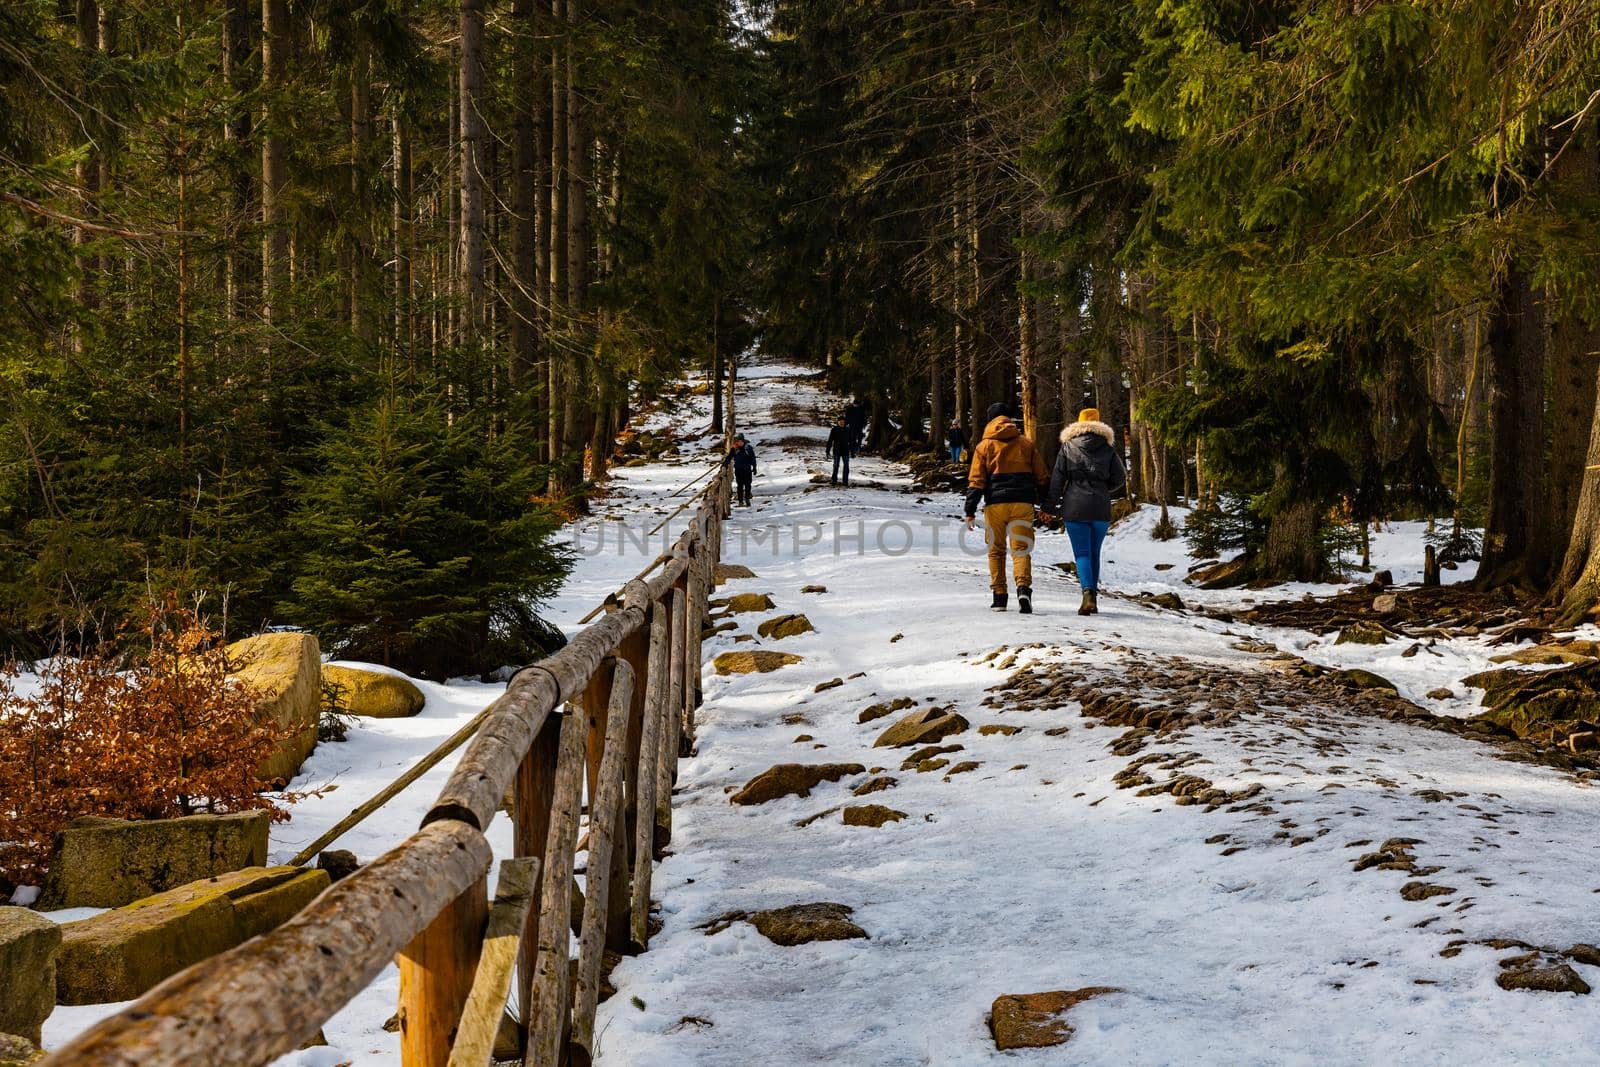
[1335, 622, 1391, 645]
[842, 804, 906, 827]
[1333, 668, 1399, 693]
[713, 563, 758, 585]
[1427, 687, 1455, 700]
[988, 987, 1121, 1051]
[900, 743, 962, 770]
[729, 763, 865, 805]
[1497, 964, 1591, 995]
[1149, 592, 1185, 611]
[713, 650, 803, 676]
[814, 677, 844, 693]
[858, 697, 916, 724]
[757, 613, 815, 639]
[321, 664, 425, 718]
[1400, 881, 1456, 901]
[873, 707, 969, 748]
[852, 776, 897, 796]
[979, 724, 1022, 736]
[943, 761, 980, 777]
[723, 592, 776, 613]
[707, 903, 869, 946]
[801, 584, 828, 594]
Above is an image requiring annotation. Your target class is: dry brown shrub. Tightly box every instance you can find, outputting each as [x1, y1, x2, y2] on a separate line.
[0, 597, 291, 886]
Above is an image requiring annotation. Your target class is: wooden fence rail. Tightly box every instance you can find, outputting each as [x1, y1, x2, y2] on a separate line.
[42, 457, 733, 1067]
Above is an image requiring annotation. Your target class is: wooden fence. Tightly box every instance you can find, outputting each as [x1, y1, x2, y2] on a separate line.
[42, 420, 734, 1067]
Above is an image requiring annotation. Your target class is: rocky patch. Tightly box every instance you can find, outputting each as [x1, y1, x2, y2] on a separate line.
[729, 763, 865, 805]
[988, 987, 1121, 1051]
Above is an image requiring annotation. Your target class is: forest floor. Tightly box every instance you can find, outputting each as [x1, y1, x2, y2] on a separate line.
[38, 360, 1600, 1066]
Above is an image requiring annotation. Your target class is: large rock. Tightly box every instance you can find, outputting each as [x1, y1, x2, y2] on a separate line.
[1335, 622, 1391, 646]
[713, 563, 757, 586]
[713, 651, 803, 676]
[0, 908, 60, 1043]
[226, 632, 321, 784]
[989, 988, 1121, 1051]
[730, 763, 864, 805]
[38, 811, 269, 910]
[750, 903, 867, 946]
[322, 664, 425, 718]
[756, 613, 815, 640]
[873, 707, 969, 748]
[56, 865, 330, 1005]
[723, 593, 775, 613]
[842, 804, 905, 827]
[1497, 964, 1591, 995]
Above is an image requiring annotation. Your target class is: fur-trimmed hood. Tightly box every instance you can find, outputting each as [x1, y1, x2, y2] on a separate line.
[1060, 420, 1115, 446]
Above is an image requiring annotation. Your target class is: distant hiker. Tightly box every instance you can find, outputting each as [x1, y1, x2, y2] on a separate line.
[844, 399, 867, 457]
[825, 415, 853, 486]
[946, 421, 966, 464]
[964, 402, 1049, 614]
[724, 434, 757, 506]
[1048, 408, 1127, 616]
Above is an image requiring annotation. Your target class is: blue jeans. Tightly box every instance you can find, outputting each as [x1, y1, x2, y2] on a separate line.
[949, 446, 962, 462]
[1065, 520, 1110, 593]
[831, 451, 850, 484]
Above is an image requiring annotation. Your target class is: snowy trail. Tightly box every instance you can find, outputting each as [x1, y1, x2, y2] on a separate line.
[588, 362, 1600, 1067]
[38, 361, 1600, 1066]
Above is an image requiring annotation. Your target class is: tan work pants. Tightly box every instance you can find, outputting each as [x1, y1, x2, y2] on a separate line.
[984, 502, 1035, 594]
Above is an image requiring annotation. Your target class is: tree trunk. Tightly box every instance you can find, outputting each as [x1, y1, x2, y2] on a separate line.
[547, 0, 569, 490]
[1479, 266, 1549, 588]
[75, 0, 100, 318]
[1017, 249, 1038, 444]
[349, 48, 373, 344]
[1555, 378, 1600, 622]
[1262, 493, 1326, 583]
[459, 0, 486, 340]
[509, 0, 539, 389]
[261, 0, 288, 333]
[711, 293, 724, 433]
[560, 0, 590, 489]
[222, 0, 251, 325]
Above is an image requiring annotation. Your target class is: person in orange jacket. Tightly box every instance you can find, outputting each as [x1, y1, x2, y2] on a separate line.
[963, 402, 1049, 613]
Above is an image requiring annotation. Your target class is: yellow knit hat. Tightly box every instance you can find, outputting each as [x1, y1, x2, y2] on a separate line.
[1078, 407, 1101, 423]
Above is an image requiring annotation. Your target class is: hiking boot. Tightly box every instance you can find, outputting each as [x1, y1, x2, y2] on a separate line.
[990, 592, 1007, 612]
[1017, 586, 1033, 614]
[1078, 591, 1095, 616]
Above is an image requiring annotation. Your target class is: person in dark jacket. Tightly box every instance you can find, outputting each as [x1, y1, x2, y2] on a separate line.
[825, 416, 853, 485]
[844, 399, 867, 456]
[724, 434, 757, 506]
[1047, 407, 1127, 615]
[945, 421, 966, 464]
[964, 402, 1049, 613]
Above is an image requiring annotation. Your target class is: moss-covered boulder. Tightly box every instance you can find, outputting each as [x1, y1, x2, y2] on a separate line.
[56, 865, 330, 1005]
[713, 650, 803, 676]
[873, 707, 969, 748]
[323, 664, 425, 718]
[1334, 622, 1391, 646]
[1465, 660, 1600, 738]
[39, 811, 270, 910]
[756, 613, 815, 640]
[723, 593, 775, 613]
[1333, 668, 1399, 694]
[226, 632, 321, 784]
[0, 908, 60, 1043]
[730, 763, 864, 805]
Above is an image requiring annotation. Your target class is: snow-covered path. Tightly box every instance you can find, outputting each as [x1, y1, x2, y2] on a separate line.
[588, 362, 1600, 1066]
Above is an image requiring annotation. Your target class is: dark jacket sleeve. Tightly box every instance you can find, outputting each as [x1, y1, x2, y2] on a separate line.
[824, 429, 833, 457]
[748, 445, 757, 474]
[964, 442, 988, 517]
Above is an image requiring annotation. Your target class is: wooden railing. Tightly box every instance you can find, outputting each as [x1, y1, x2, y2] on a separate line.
[43, 456, 732, 1067]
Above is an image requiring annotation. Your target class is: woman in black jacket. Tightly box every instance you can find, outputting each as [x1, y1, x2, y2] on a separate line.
[1048, 408, 1126, 615]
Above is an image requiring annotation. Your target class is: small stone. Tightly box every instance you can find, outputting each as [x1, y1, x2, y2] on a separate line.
[852, 776, 897, 796]
[713, 563, 757, 584]
[979, 724, 1022, 737]
[793, 734, 814, 743]
[1335, 622, 1391, 646]
[915, 758, 950, 773]
[801, 584, 828, 594]
[1334, 668, 1399, 693]
[944, 761, 980, 777]
[814, 678, 844, 693]
[890, 633, 905, 643]
[730, 763, 865, 805]
[1149, 592, 1184, 611]
[900, 744, 963, 770]
[1497, 964, 1591, 995]
[0, 1034, 41, 1067]
[842, 804, 906, 827]
[1372, 593, 1401, 615]
[1427, 688, 1455, 700]
[316, 849, 359, 882]
[988, 988, 1121, 1050]
[724, 592, 776, 613]
[858, 697, 916, 724]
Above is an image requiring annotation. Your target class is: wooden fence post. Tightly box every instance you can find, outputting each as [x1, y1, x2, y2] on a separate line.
[447, 857, 540, 1067]
[513, 712, 562, 1048]
[632, 599, 668, 942]
[659, 585, 685, 842]
[571, 658, 635, 1059]
[526, 708, 586, 1065]
[398, 872, 489, 1067]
